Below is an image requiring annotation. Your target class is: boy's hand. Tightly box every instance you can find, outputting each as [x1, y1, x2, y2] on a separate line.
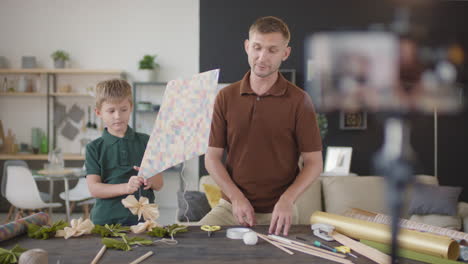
[126, 175, 144, 194]
[133, 166, 152, 190]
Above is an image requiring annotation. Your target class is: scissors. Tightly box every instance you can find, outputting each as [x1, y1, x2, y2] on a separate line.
[335, 246, 358, 258]
[201, 225, 221, 237]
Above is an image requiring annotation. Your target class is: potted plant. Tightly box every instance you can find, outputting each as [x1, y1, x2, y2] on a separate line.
[138, 54, 159, 81]
[316, 113, 328, 140]
[51, 50, 70, 69]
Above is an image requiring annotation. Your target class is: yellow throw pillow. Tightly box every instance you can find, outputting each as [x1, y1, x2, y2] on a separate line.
[203, 183, 222, 208]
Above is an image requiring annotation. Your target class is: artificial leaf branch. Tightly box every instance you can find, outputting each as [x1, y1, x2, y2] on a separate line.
[0, 245, 27, 264]
[92, 224, 130, 237]
[102, 235, 152, 251]
[147, 224, 188, 238]
[27, 220, 68, 240]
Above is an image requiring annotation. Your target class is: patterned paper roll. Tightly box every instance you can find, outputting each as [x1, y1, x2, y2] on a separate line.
[311, 211, 460, 260]
[0, 212, 49, 241]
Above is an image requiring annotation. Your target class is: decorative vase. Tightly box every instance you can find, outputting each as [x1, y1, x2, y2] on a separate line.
[54, 59, 65, 69]
[137, 69, 157, 82]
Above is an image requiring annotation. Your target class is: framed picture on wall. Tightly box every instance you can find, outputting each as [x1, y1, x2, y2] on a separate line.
[324, 146, 353, 175]
[340, 111, 367, 130]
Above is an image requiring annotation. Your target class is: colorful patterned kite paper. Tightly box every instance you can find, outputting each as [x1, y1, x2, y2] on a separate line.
[138, 69, 220, 178]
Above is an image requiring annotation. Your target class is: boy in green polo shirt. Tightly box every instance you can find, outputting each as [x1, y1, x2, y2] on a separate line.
[85, 79, 163, 225]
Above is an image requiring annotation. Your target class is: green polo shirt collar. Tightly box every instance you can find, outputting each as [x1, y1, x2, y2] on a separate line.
[102, 126, 136, 145]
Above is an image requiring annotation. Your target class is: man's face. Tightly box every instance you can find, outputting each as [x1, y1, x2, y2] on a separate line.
[245, 31, 291, 78]
[96, 98, 132, 135]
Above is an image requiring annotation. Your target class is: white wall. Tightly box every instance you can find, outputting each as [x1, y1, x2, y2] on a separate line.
[0, 0, 200, 192]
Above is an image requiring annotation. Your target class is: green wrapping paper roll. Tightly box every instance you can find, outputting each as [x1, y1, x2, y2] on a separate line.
[361, 239, 464, 264]
[310, 211, 459, 260]
[0, 212, 49, 241]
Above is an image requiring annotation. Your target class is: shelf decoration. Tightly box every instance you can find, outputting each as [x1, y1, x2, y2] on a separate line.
[340, 111, 367, 130]
[138, 69, 220, 178]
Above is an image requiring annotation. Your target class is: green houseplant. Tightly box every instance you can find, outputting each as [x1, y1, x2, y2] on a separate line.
[138, 54, 159, 81]
[138, 55, 158, 70]
[316, 113, 328, 139]
[51, 50, 70, 69]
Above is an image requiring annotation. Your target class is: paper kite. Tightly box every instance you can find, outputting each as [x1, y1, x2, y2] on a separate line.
[138, 69, 220, 179]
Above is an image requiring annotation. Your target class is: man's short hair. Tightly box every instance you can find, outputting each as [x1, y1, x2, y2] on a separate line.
[95, 79, 132, 109]
[249, 16, 290, 43]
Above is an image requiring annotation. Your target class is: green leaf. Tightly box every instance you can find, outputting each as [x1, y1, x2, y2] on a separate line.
[147, 226, 167, 238]
[147, 224, 187, 238]
[102, 237, 131, 251]
[101, 235, 152, 251]
[92, 224, 130, 237]
[27, 220, 68, 240]
[127, 237, 153, 246]
[0, 245, 27, 264]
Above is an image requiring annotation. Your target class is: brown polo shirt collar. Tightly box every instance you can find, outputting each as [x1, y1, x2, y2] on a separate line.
[240, 71, 288, 96]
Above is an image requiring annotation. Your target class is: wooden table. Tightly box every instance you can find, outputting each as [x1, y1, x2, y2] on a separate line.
[1, 225, 426, 264]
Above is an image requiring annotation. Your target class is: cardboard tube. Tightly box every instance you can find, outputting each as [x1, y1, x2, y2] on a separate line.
[311, 211, 459, 260]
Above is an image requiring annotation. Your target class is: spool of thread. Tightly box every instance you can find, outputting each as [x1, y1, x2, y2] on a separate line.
[226, 228, 251, 239]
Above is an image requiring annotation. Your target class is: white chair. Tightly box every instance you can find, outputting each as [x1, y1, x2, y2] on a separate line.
[59, 177, 95, 219]
[2, 160, 52, 222]
[5, 166, 62, 219]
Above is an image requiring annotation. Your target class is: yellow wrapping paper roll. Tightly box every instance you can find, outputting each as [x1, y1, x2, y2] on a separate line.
[310, 211, 459, 260]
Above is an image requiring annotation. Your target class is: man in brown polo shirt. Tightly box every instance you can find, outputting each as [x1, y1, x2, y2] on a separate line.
[200, 16, 323, 236]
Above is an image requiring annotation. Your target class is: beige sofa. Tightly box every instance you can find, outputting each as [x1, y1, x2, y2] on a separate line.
[197, 175, 468, 232]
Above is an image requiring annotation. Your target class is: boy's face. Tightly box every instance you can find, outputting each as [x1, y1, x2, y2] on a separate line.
[96, 98, 132, 136]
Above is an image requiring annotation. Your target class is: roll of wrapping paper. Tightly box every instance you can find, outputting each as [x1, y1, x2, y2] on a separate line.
[0, 212, 49, 241]
[310, 211, 460, 260]
[361, 239, 464, 264]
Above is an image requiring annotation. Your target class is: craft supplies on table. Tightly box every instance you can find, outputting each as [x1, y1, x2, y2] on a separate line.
[201, 225, 221, 237]
[311, 211, 460, 260]
[0, 212, 49, 242]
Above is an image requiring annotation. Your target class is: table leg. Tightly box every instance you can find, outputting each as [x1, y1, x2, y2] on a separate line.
[64, 178, 70, 222]
[49, 179, 54, 216]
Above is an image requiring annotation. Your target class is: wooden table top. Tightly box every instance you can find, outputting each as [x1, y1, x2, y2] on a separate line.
[1, 225, 426, 264]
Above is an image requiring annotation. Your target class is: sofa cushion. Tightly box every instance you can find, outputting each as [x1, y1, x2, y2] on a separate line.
[176, 191, 211, 222]
[295, 178, 322, 224]
[203, 183, 222, 208]
[321, 176, 389, 215]
[408, 184, 462, 216]
[409, 214, 462, 230]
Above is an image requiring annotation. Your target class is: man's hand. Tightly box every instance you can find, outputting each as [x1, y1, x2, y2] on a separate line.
[269, 197, 294, 236]
[231, 195, 256, 227]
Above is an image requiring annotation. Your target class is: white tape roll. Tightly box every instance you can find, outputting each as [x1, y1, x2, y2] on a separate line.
[226, 228, 251, 239]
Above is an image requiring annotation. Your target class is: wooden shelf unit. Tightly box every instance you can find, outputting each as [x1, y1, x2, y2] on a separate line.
[0, 153, 84, 161]
[0, 68, 124, 154]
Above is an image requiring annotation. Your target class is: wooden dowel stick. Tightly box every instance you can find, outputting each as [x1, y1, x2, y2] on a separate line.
[332, 232, 390, 264]
[129, 251, 154, 264]
[90, 245, 106, 264]
[268, 234, 346, 258]
[256, 233, 294, 255]
[270, 240, 353, 264]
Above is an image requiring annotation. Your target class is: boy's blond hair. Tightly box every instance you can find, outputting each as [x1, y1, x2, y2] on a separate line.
[95, 79, 133, 109]
[249, 16, 290, 43]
